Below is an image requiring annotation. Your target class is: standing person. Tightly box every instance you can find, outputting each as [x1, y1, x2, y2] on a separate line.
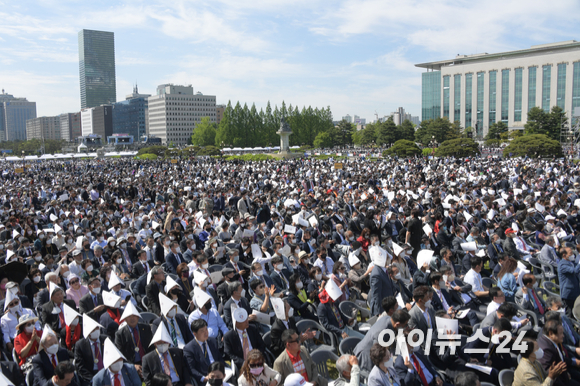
[406, 208, 423, 261]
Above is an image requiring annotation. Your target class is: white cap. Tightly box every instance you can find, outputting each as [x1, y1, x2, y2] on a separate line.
[347, 252, 360, 267]
[3, 288, 16, 311]
[108, 271, 123, 289]
[284, 373, 313, 386]
[49, 282, 63, 299]
[149, 321, 172, 346]
[120, 301, 141, 322]
[545, 215, 556, 221]
[82, 315, 103, 339]
[102, 290, 122, 308]
[164, 276, 180, 294]
[63, 303, 80, 326]
[159, 293, 178, 317]
[193, 286, 213, 308]
[233, 308, 248, 323]
[103, 337, 126, 370]
[193, 271, 208, 285]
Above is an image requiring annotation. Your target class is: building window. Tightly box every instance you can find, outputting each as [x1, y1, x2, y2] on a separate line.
[454, 74, 461, 122]
[489, 71, 497, 124]
[501, 69, 509, 123]
[557, 63, 566, 109]
[528, 66, 537, 111]
[476, 72, 484, 137]
[542, 65, 552, 111]
[443, 75, 450, 118]
[573, 62, 580, 110]
[514, 68, 523, 121]
[465, 73, 472, 128]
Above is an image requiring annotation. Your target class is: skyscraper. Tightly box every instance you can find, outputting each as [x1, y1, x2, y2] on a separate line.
[78, 29, 116, 109]
[0, 89, 37, 141]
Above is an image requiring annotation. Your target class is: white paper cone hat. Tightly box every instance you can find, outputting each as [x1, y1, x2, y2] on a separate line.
[120, 300, 141, 322]
[103, 337, 126, 369]
[6, 250, 14, 260]
[3, 288, 16, 311]
[347, 253, 360, 268]
[325, 279, 343, 301]
[49, 282, 63, 299]
[82, 315, 103, 339]
[41, 324, 56, 345]
[159, 293, 178, 317]
[149, 321, 172, 346]
[164, 276, 180, 294]
[193, 270, 208, 285]
[102, 290, 121, 308]
[62, 303, 80, 326]
[108, 271, 123, 288]
[193, 286, 213, 308]
[55, 224, 62, 234]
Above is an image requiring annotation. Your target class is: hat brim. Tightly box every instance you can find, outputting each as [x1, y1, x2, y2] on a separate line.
[16, 316, 38, 329]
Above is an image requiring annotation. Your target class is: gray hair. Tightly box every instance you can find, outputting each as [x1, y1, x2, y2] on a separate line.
[45, 272, 57, 282]
[228, 281, 242, 295]
[94, 245, 103, 252]
[336, 355, 351, 376]
[40, 331, 56, 347]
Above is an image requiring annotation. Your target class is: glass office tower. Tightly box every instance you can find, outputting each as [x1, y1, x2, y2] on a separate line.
[78, 29, 116, 109]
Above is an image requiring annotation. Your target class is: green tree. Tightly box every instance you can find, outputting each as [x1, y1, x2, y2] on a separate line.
[191, 117, 217, 146]
[383, 139, 421, 157]
[524, 106, 567, 140]
[435, 138, 480, 157]
[397, 120, 415, 141]
[503, 134, 563, 158]
[376, 117, 397, 145]
[335, 120, 355, 146]
[485, 121, 508, 141]
[313, 131, 333, 148]
[352, 123, 377, 145]
[414, 117, 458, 146]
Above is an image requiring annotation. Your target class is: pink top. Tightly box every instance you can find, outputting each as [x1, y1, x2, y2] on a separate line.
[66, 285, 89, 307]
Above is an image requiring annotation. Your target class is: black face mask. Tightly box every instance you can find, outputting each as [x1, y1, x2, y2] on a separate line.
[204, 302, 213, 311]
[207, 379, 223, 386]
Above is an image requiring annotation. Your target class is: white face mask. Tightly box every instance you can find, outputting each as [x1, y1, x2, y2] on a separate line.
[62, 271, 70, 278]
[296, 282, 303, 289]
[240, 289, 246, 298]
[315, 274, 322, 281]
[10, 305, 20, 314]
[394, 273, 402, 280]
[384, 357, 394, 368]
[25, 325, 35, 334]
[167, 308, 177, 318]
[535, 347, 544, 360]
[33, 276, 41, 283]
[39, 234, 45, 240]
[156, 343, 170, 353]
[288, 308, 294, 318]
[276, 264, 284, 271]
[86, 265, 93, 272]
[256, 270, 264, 276]
[92, 287, 101, 294]
[110, 241, 116, 247]
[90, 329, 100, 341]
[424, 300, 432, 308]
[202, 263, 209, 269]
[109, 361, 123, 373]
[67, 239, 73, 244]
[45, 343, 59, 355]
[120, 243, 127, 249]
[117, 258, 123, 264]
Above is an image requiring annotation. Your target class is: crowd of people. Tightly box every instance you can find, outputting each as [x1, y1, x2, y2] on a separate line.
[1, 154, 580, 386]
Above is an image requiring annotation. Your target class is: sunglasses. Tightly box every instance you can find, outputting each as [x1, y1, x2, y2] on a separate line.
[339, 267, 346, 271]
[287, 339, 299, 344]
[258, 285, 265, 289]
[249, 363, 264, 368]
[69, 279, 79, 285]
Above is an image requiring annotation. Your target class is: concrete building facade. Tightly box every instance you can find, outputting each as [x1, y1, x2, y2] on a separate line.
[26, 116, 61, 140]
[59, 112, 82, 142]
[216, 104, 225, 125]
[81, 105, 113, 139]
[0, 90, 37, 142]
[417, 40, 580, 138]
[112, 85, 150, 141]
[148, 84, 216, 146]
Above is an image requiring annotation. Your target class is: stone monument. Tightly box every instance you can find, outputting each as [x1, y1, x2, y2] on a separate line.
[276, 116, 292, 154]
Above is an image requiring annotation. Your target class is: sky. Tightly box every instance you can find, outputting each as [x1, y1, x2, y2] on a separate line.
[1, 0, 579, 123]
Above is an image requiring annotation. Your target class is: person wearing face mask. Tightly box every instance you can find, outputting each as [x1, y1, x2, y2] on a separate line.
[547, 296, 580, 354]
[92, 338, 141, 386]
[367, 342, 401, 386]
[61, 303, 83, 351]
[270, 256, 291, 293]
[329, 262, 351, 303]
[24, 267, 46, 306]
[408, 286, 437, 347]
[41, 235, 59, 257]
[152, 294, 194, 349]
[516, 273, 547, 322]
[166, 241, 186, 275]
[188, 287, 229, 340]
[183, 319, 225, 386]
[31, 326, 74, 386]
[537, 319, 580, 386]
[40, 283, 77, 337]
[142, 322, 193, 386]
[273, 329, 326, 386]
[203, 361, 232, 386]
[65, 273, 88, 308]
[224, 248, 248, 285]
[75, 315, 107, 386]
[194, 255, 217, 291]
[557, 247, 580, 311]
[14, 314, 41, 367]
[513, 338, 567, 386]
[146, 267, 166, 316]
[238, 349, 281, 386]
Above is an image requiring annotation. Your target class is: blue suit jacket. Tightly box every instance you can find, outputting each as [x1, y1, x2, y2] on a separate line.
[369, 266, 395, 316]
[394, 351, 439, 386]
[558, 259, 580, 300]
[92, 364, 141, 386]
[165, 251, 185, 274]
[183, 337, 224, 384]
[32, 349, 75, 386]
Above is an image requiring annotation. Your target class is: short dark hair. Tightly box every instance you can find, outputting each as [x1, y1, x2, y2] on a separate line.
[493, 317, 512, 332]
[208, 361, 225, 374]
[543, 319, 562, 337]
[391, 309, 411, 325]
[54, 361, 75, 380]
[489, 286, 503, 299]
[271, 256, 283, 265]
[381, 296, 398, 314]
[497, 303, 517, 319]
[522, 273, 535, 287]
[470, 256, 482, 268]
[412, 285, 430, 302]
[282, 329, 297, 345]
[430, 272, 442, 283]
[369, 343, 388, 367]
[249, 279, 262, 291]
[151, 373, 171, 386]
[454, 371, 479, 386]
[520, 338, 537, 359]
[190, 319, 208, 333]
